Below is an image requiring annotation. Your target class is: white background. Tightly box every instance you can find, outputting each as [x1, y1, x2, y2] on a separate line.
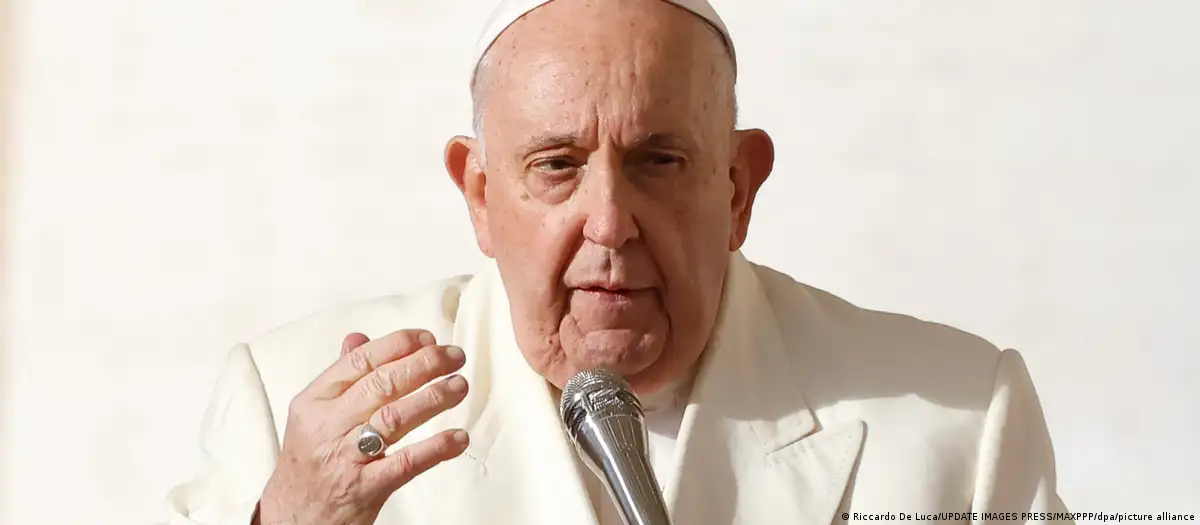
[2, 1, 1198, 524]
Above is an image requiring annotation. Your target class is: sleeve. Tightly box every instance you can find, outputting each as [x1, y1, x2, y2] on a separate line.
[970, 348, 1074, 525]
[162, 344, 282, 525]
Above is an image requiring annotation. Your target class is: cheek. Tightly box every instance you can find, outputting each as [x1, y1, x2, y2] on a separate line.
[656, 167, 732, 247]
[488, 185, 578, 303]
[696, 167, 737, 234]
[489, 184, 552, 254]
[646, 169, 734, 302]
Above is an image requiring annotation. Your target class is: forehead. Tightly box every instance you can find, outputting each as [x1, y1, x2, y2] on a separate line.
[480, 1, 732, 144]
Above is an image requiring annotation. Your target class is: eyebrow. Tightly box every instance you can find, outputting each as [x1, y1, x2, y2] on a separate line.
[629, 132, 687, 150]
[517, 132, 689, 158]
[518, 134, 582, 158]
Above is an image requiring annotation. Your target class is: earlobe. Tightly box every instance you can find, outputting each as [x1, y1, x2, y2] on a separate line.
[444, 136, 494, 257]
[728, 129, 775, 251]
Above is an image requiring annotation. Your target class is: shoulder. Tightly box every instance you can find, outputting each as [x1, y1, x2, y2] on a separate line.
[748, 263, 1058, 495]
[749, 262, 1009, 412]
[243, 274, 476, 412]
[249, 274, 474, 351]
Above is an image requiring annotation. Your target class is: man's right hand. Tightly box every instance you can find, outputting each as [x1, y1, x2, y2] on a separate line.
[255, 329, 470, 525]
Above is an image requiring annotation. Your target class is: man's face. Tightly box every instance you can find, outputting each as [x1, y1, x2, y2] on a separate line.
[448, 0, 771, 394]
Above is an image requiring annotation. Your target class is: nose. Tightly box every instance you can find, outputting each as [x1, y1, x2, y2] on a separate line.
[578, 158, 640, 249]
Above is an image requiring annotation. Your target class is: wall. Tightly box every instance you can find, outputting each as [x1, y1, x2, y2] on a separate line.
[0, 0, 12, 519]
[2, 1, 1197, 524]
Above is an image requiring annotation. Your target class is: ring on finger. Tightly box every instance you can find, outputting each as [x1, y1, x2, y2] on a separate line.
[357, 423, 387, 459]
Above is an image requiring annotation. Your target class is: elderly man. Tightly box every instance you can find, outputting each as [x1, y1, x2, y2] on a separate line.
[164, 1, 1072, 524]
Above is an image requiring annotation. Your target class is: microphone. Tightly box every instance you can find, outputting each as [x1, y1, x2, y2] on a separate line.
[559, 368, 673, 525]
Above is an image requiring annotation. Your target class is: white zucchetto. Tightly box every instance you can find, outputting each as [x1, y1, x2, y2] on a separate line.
[470, 0, 736, 85]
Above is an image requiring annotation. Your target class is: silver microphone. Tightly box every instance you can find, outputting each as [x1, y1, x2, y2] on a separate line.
[559, 368, 673, 525]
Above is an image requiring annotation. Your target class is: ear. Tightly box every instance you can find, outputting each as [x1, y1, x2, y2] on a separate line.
[728, 129, 775, 251]
[445, 135, 494, 257]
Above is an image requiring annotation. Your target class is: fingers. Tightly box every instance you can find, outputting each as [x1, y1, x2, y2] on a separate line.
[350, 374, 469, 463]
[363, 429, 470, 492]
[338, 344, 467, 423]
[272, 329, 470, 519]
[306, 329, 437, 399]
[341, 333, 370, 355]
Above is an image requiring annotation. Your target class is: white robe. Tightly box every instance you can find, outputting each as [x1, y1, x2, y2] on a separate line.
[163, 252, 1073, 525]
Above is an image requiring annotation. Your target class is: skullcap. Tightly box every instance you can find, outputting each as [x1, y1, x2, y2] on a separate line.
[470, 0, 736, 86]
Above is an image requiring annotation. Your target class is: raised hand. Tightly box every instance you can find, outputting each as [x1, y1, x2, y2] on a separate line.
[255, 330, 470, 525]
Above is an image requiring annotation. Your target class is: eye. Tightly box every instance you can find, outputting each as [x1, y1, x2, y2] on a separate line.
[649, 153, 680, 166]
[628, 151, 685, 172]
[536, 158, 576, 171]
[532, 157, 580, 174]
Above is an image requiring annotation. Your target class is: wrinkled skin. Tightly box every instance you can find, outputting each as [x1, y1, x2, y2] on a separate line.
[258, 2, 776, 524]
[256, 331, 471, 525]
[446, 0, 775, 396]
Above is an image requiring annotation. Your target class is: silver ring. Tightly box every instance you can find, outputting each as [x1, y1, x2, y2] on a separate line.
[357, 423, 386, 459]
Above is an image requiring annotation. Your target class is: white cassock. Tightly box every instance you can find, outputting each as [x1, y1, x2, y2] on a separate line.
[162, 252, 1074, 525]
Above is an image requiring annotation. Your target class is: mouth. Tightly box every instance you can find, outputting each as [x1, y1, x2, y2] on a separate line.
[581, 285, 630, 293]
[574, 285, 654, 304]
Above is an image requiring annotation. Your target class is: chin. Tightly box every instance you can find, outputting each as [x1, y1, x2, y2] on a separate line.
[564, 329, 665, 384]
[542, 350, 677, 397]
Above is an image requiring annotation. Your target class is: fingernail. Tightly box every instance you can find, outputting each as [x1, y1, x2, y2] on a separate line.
[419, 332, 436, 346]
[447, 375, 468, 393]
[445, 345, 465, 362]
[452, 430, 470, 446]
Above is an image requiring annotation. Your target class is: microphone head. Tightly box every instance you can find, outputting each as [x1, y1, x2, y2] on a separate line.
[559, 369, 672, 525]
[559, 368, 644, 441]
